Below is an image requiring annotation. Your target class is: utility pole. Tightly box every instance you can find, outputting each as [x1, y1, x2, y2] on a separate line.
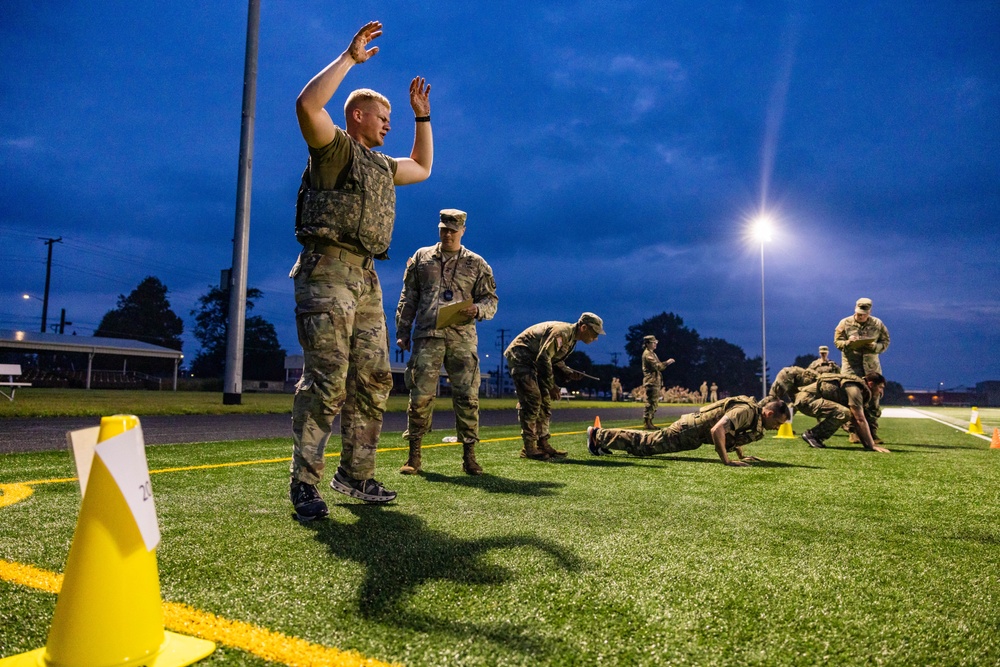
[39, 237, 62, 333]
[610, 352, 620, 366]
[495, 328, 510, 397]
[223, 0, 260, 405]
[58, 308, 72, 334]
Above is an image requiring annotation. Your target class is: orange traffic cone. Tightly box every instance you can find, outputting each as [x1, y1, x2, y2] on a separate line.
[1, 415, 215, 667]
[594, 415, 602, 429]
[991, 428, 1000, 449]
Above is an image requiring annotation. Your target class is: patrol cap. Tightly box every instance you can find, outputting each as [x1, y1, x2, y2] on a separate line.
[855, 297, 873, 314]
[578, 312, 605, 335]
[643, 335, 657, 345]
[818, 345, 829, 353]
[439, 209, 467, 231]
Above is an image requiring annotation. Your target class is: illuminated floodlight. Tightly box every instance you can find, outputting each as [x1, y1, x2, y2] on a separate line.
[752, 214, 773, 243]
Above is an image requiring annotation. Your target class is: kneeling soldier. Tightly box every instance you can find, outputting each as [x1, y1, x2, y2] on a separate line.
[793, 372, 888, 452]
[587, 396, 790, 467]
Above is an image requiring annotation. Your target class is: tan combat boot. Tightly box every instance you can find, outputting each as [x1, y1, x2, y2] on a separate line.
[520, 439, 550, 461]
[643, 419, 656, 430]
[462, 442, 483, 475]
[538, 435, 567, 458]
[399, 440, 422, 475]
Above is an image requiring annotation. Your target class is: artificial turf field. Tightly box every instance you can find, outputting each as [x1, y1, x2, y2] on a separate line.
[1, 413, 998, 666]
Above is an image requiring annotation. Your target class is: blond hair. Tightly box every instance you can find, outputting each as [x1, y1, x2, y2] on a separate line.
[344, 88, 391, 117]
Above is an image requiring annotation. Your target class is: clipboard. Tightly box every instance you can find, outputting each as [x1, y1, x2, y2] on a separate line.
[436, 299, 474, 329]
[847, 337, 877, 351]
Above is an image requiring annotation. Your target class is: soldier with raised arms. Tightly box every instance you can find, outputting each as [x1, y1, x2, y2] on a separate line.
[288, 21, 434, 521]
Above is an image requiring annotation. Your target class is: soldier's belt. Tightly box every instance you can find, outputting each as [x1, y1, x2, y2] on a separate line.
[312, 243, 375, 270]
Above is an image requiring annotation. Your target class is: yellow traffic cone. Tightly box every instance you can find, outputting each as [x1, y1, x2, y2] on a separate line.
[991, 428, 1000, 450]
[967, 407, 985, 435]
[1, 415, 215, 667]
[775, 422, 796, 439]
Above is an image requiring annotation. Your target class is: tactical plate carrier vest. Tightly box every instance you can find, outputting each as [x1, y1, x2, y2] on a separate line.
[675, 395, 763, 451]
[295, 136, 396, 257]
[814, 373, 872, 405]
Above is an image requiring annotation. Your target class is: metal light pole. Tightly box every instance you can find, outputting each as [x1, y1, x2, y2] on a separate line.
[223, 0, 260, 405]
[753, 216, 772, 399]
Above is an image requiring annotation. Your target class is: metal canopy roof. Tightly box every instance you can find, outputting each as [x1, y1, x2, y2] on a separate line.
[0, 329, 183, 360]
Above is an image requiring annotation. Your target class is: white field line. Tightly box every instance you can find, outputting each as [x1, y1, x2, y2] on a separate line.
[907, 408, 992, 442]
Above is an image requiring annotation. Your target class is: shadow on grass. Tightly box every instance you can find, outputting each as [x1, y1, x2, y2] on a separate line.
[304, 505, 582, 658]
[564, 454, 823, 469]
[889, 441, 984, 451]
[421, 470, 565, 496]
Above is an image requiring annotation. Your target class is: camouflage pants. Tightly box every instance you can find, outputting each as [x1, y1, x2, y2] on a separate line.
[509, 366, 552, 446]
[290, 252, 392, 484]
[792, 393, 852, 442]
[840, 361, 880, 437]
[643, 382, 659, 423]
[594, 415, 703, 456]
[404, 336, 480, 444]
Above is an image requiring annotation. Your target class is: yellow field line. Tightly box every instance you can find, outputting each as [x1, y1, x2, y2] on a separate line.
[0, 559, 399, 667]
[0, 429, 595, 510]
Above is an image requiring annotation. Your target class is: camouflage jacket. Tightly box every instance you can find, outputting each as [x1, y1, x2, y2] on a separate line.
[295, 129, 397, 258]
[642, 349, 671, 388]
[807, 358, 841, 374]
[834, 314, 890, 376]
[504, 321, 579, 393]
[395, 244, 498, 344]
[672, 395, 765, 451]
[798, 373, 873, 409]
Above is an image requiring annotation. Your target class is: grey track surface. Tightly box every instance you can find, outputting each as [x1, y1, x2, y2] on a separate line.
[0, 406, 693, 454]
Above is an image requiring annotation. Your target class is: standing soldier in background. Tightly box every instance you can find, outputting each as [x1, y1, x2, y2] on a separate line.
[611, 377, 623, 402]
[288, 21, 434, 521]
[505, 314, 605, 460]
[641, 335, 675, 429]
[709, 382, 718, 402]
[834, 298, 890, 444]
[769, 366, 818, 404]
[808, 345, 840, 374]
[587, 396, 791, 467]
[395, 209, 498, 476]
[699, 381, 709, 403]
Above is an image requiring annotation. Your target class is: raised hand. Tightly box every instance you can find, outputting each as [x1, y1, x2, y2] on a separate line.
[410, 76, 431, 116]
[348, 21, 383, 64]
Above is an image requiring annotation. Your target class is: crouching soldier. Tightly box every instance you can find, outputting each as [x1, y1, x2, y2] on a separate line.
[587, 396, 791, 467]
[793, 372, 889, 452]
[769, 366, 818, 403]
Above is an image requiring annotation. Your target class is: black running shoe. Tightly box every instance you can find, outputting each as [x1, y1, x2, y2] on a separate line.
[330, 468, 397, 504]
[801, 431, 826, 449]
[290, 480, 329, 521]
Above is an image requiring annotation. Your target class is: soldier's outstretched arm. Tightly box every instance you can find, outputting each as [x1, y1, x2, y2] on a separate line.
[710, 418, 749, 466]
[296, 21, 383, 148]
[850, 406, 889, 453]
[394, 77, 433, 185]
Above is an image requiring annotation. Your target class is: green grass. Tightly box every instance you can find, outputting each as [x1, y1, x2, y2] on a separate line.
[0, 388, 643, 418]
[2, 415, 999, 665]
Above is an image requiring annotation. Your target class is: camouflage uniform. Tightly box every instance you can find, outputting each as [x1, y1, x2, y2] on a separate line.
[505, 315, 602, 455]
[792, 373, 874, 446]
[641, 341, 672, 427]
[709, 383, 718, 402]
[807, 345, 840, 374]
[290, 127, 398, 485]
[699, 381, 709, 403]
[834, 299, 890, 438]
[395, 231, 498, 458]
[610, 378, 623, 402]
[769, 366, 818, 403]
[594, 396, 766, 457]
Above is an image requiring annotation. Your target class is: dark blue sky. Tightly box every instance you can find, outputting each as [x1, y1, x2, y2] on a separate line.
[2, 1, 998, 390]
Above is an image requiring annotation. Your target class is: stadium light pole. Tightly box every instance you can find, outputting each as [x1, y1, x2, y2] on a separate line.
[752, 215, 773, 399]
